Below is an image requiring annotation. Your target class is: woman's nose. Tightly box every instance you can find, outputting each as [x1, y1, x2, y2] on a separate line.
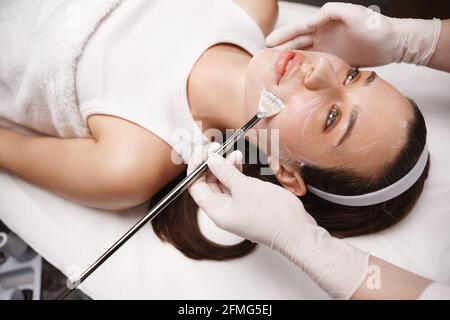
[303, 57, 339, 91]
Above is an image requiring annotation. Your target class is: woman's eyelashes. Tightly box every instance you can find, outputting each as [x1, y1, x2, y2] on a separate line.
[322, 67, 359, 133]
[343, 67, 360, 85]
[325, 106, 340, 131]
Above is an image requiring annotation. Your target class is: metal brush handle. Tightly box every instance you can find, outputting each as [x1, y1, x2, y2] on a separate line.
[56, 115, 261, 300]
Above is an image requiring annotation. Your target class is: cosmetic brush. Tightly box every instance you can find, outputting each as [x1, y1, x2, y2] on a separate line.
[56, 89, 285, 300]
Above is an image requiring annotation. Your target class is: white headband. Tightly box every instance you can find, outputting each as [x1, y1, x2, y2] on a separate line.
[307, 145, 429, 207]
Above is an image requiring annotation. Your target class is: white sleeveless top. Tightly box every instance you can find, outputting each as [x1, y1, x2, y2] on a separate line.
[76, 0, 266, 162]
[0, 0, 265, 162]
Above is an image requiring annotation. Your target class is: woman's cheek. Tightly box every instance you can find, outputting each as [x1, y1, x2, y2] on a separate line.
[265, 112, 301, 160]
[267, 101, 327, 164]
[279, 101, 317, 139]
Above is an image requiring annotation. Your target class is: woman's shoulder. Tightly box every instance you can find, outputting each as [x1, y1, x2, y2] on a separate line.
[233, 0, 278, 36]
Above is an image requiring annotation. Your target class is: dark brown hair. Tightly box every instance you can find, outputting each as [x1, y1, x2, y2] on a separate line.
[151, 100, 429, 260]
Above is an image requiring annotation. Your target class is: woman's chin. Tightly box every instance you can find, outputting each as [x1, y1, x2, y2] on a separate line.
[246, 49, 280, 104]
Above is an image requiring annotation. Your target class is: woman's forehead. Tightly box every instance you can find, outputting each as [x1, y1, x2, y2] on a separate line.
[347, 76, 412, 125]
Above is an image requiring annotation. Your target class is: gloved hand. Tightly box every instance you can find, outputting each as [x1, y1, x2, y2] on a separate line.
[188, 144, 370, 299]
[266, 2, 441, 67]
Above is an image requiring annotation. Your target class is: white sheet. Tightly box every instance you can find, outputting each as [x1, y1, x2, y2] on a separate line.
[1, 2, 449, 299]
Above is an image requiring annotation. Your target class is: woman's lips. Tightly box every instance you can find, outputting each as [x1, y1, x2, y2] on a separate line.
[275, 51, 296, 85]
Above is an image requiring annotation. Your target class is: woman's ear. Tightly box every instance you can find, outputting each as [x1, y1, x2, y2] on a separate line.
[267, 156, 307, 196]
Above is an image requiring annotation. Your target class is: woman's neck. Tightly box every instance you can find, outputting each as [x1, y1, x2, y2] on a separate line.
[187, 44, 252, 132]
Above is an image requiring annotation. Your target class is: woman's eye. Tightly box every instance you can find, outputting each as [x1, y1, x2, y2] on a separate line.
[344, 67, 360, 85]
[326, 108, 339, 129]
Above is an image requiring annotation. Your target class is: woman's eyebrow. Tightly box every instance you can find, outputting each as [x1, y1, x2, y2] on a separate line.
[337, 110, 359, 147]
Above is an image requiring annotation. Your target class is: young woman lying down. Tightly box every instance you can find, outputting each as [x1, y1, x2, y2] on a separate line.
[0, 0, 429, 260]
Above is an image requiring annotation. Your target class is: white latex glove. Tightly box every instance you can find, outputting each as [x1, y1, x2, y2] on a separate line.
[188, 144, 370, 299]
[266, 2, 441, 67]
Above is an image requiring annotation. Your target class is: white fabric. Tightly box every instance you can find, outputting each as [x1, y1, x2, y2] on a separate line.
[0, 0, 123, 138]
[419, 283, 450, 300]
[76, 0, 266, 162]
[0, 2, 449, 299]
[0, 0, 266, 163]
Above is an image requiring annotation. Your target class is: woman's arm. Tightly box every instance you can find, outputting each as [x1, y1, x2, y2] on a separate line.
[0, 115, 184, 210]
[428, 20, 450, 73]
[233, 0, 278, 36]
[352, 256, 432, 300]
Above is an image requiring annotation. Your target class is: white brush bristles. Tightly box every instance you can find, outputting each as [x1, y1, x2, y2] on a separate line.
[257, 90, 285, 119]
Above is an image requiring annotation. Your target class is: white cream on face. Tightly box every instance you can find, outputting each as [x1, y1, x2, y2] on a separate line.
[257, 89, 286, 118]
[245, 49, 413, 177]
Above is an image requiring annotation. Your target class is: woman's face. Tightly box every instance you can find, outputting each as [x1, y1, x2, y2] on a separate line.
[245, 49, 414, 178]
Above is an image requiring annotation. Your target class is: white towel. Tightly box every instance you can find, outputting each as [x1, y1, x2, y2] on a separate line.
[0, 0, 124, 137]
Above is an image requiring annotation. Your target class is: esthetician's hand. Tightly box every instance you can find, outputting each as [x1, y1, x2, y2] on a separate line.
[188, 143, 312, 247]
[188, 144, 369, 299]
[266, 2, 441, 67]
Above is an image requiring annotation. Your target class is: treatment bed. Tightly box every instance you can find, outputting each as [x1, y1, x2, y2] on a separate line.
[1, 2, 449, 299]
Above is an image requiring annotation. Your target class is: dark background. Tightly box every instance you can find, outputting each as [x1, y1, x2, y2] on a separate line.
[285, 0, 450, 19]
